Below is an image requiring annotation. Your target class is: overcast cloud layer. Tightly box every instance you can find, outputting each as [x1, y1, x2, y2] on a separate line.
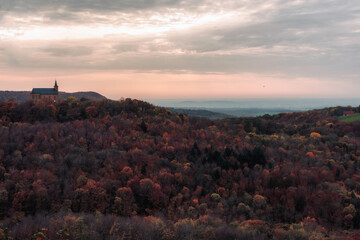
[0, 0, 359, 98]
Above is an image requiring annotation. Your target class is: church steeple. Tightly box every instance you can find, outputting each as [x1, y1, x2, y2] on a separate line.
[54, 80, 58, 92]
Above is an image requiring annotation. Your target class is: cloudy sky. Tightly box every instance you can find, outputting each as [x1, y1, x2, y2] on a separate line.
[0, 0, 359, 99]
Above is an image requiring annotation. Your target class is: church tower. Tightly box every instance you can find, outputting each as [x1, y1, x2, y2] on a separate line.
[54, 80, 58, 92]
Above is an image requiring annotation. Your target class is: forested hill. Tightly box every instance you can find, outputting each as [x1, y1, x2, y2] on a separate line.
[0, 98, 360, 239]
[0, 90, 105, 102]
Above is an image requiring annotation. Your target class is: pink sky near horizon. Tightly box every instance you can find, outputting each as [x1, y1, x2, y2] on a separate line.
[0, 69, 352, 100]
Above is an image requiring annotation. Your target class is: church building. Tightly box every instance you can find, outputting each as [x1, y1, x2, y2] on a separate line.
[30, 81, 59, 103]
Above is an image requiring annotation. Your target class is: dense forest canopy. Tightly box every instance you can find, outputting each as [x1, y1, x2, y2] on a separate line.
[0, 98, 360, 239]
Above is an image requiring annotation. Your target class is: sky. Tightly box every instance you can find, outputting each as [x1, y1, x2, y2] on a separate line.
[0, 0, 359, 99]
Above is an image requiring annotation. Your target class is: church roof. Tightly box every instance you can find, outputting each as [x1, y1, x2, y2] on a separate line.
[31, 88, 58, 95]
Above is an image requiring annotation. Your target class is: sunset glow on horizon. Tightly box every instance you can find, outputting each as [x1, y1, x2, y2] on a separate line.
[1, 0, 359, 99]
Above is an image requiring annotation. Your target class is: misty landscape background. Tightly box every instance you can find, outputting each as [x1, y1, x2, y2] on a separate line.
[149, 98, 360, 117]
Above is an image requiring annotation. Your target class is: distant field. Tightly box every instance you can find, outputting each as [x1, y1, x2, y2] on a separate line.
[338, 113, 360, 122]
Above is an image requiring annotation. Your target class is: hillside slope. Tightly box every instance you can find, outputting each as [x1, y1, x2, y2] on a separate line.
[0, 98, 359, 239]
[0, 90, 105, 102]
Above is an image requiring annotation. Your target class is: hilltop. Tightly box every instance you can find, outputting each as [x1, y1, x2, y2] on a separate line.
[0, 90, 106, 102]
[0, 98, 359, 239]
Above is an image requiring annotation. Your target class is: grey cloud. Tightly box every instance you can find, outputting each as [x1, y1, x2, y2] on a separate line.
[41, 47, 93, 57]
[0, 47, 21, 67]
[0, 0, 184, 13]
[0, 0, 205, 26]
[159, 0, 360, 81]
[1, 0, 271, 14]
[43, 11, 84, 24]
[113, 44, 139, 53]
[169, 0, 359, 52]
[5, 45, 359, 80]
[0, 0, 275, 26]
[7, 56, 20, 67]
[1, 0, 359, 83]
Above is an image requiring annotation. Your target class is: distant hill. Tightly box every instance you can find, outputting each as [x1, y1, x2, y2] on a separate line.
[59, 91, 106, 101]
[0, 90, 106, 102]
[169, 107, 233, 119]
